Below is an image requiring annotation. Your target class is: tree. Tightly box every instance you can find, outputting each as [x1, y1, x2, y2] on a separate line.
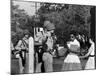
[37, 3, 92, 44]
[11, 2, 33, 45]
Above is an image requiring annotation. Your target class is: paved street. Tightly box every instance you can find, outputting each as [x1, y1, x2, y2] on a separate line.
[53, 57, 65, 72]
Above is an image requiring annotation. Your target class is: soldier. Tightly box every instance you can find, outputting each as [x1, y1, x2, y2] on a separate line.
[15, 32, 29, 72]
[42, 20, 55, 72]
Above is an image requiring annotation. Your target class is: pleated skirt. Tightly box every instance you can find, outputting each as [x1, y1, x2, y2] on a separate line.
[62, 53, 82, 71]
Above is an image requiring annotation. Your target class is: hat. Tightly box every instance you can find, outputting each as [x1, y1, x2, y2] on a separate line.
[44, 21, 51, 27]
[24, 30, 29, 35]
[44, 21, 55, 31]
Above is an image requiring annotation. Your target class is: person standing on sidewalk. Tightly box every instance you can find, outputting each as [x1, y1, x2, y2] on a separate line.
[79, 38, 95, 70]
[62, 34, 82, 71]
[15, 32, 29, 73]
[42, 20, 55, 72]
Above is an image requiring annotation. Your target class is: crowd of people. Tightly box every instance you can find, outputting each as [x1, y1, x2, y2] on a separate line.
[11, 20, 95, 73]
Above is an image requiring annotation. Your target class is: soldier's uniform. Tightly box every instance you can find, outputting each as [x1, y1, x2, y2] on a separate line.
[42, 21, 55, 72]
[15, 36, 29, 72]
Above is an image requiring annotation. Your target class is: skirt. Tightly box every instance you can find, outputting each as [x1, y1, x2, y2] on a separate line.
[85, 57, 95, 70]
[62, 53, 82, 71]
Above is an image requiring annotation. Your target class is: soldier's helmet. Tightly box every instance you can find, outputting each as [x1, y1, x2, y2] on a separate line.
[44, 21, 55, 31]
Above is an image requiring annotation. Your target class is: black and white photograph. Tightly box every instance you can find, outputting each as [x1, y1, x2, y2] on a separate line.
[11, 0, 96, 74]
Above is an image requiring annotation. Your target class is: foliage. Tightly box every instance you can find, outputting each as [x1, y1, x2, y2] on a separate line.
[11, 2, 95, 45]
[11, 3, 35, 45]
[37, 3, 92, 44]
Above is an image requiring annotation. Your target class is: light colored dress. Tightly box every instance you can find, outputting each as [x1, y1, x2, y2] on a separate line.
[62, 39, 82, 71]
[62, 53, 82, 71]
[85, 42, 95, 69]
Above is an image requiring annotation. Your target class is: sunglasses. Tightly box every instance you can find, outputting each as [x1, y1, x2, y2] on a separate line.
[71, 36, 75, 38]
